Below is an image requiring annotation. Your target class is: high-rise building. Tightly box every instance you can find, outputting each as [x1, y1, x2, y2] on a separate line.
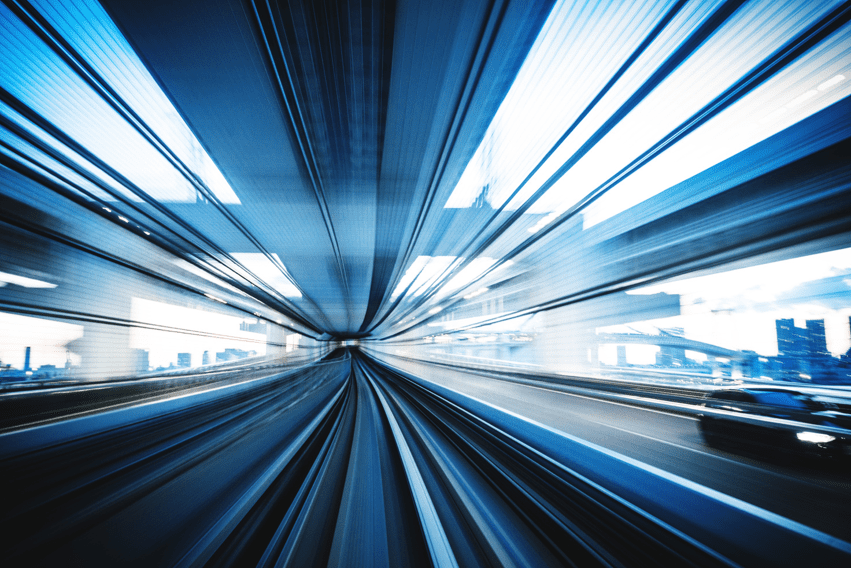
[776, 318, 832, 379]
[776, 319, 806, 357]
[131, 349, 149, 374]
[216, 349, 256, 363]
[177, 353, 192, 368]
[806, 319, 828, 359]
[616, 345, 627, 366]
[240, 320, 267, 334]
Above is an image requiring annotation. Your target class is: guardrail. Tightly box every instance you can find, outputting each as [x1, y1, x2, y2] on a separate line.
[369, 350, 851, 438]
[0, 354, 349, 457]
[370, 355, 851, 564]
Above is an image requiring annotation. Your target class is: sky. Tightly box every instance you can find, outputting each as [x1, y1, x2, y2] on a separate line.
[599, 247, 851, 361]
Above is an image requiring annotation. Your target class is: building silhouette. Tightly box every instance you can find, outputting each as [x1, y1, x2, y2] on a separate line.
[216, 348, 255, 363]
[131, 349, 149, 374]
[775, 318, 831, 379]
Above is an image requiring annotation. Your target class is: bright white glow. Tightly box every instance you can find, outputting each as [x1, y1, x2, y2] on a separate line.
[230, 253, 301, 298]
[286, 334, 300, 353]
[628, 344, 660, 365]
[528, 212, 559, 233]
[439, 258, 499, 297]
[620, 247, 851, 357]
[0, 270, 57, 288]
[685, 350, 707, 363]
[817, 74, 845, 91]
[427, 313, 503, 328]
[2, 0, 241, 204]
[463, 287, 489, 300]
[786, 89, 818, 109]
[428, 307, 443, 315]
[796, 432, 834, 444]
[170, 258, 252, 299]
[627, 248, 851, 301]
[391, 256, 456, 299]
[393, 257, 504, 301]
[584, 53, 851, 228]
[444, 0, 677, 209]
[131, 298, 265, 369]
[759, 107, 788, 124]
[0, 312, 83, 369]
[425, 313, 536, 334]
[118, 216, 129, 223]
[391, 256, 430, 299]
[451, 0, 848, 226]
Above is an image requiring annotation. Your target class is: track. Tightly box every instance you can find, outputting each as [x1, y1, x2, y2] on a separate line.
[1, 350, 849, 566]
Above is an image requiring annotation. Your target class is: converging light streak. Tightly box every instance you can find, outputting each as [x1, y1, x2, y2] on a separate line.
[0, 0, 240, 204]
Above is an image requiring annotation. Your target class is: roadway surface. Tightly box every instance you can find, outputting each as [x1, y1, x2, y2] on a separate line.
[375, 353, 851, 543]
[1, 349, 849, 566]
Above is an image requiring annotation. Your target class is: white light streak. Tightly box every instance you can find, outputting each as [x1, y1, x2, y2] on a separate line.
[230, 253, 301, 298]
[786, 89, 818, 109]
[0, 271, 57, 288]
[817, 74, 845, 91]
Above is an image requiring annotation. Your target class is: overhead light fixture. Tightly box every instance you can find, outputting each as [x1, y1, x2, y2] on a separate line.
[463, 287, 489, 300]
[817, 74, 845, 91]
[0, 271, 57, 288]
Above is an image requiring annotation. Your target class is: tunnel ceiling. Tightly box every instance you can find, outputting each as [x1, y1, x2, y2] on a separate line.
[3, 0, 849, 340]
[91, 0, 555, 337]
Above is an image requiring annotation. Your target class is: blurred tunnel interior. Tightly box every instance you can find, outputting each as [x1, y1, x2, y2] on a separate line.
[2, 0, 851, 565]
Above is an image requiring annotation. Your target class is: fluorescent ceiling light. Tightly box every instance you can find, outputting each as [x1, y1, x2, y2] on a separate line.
[1, 0, 240, 204]
[0, 270, 57, 288]
[230, 253, 302, 298]
[391, 256, 456, 300]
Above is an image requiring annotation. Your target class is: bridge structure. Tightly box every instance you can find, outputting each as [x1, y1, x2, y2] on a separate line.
[596, 332, 746, 361]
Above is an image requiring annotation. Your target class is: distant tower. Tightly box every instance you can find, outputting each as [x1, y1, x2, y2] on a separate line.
[177, 353, 192, 368]
[806, 319, 828, 358]
[616, 345, 627, 366]
[776, 319, 796, 356]
[203, 351, 211, 365]
[23, 346, 31, 373]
